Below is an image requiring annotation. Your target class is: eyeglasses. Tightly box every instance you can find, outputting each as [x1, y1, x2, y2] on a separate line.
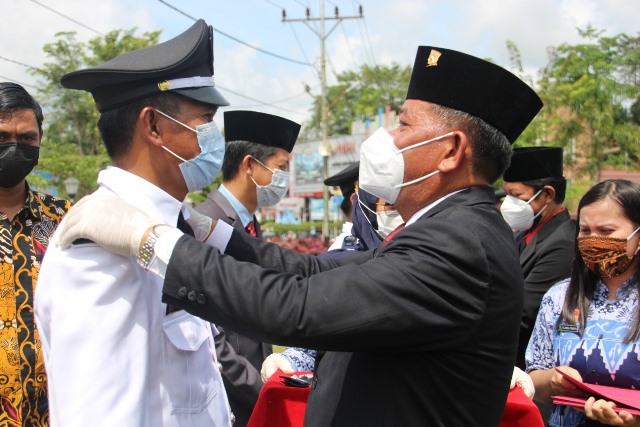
[375, 202, 395, 211]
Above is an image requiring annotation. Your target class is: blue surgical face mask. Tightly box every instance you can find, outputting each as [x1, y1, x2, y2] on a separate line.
[156, 109, 225, 192]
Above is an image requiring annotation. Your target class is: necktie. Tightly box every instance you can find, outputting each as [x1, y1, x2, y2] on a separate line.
[245, 220, 257, 237]
[381, 223, 406, 247]
[177, 211, 195, 237]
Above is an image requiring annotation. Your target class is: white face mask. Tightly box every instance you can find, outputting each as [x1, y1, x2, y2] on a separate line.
[358, 128, 453, 204]
[499, 189, 547, 231]
[155, 109, 225, 192]
[375, 209, 404, 238]
[250, 157, 290, 207]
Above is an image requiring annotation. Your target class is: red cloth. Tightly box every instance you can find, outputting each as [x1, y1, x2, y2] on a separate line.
[523, 207, 566, 245]
[381, 223, 406, 247]
[248, 372, 543, 427]
[247, 372, 311, 427]
[499, 387, 545, 427]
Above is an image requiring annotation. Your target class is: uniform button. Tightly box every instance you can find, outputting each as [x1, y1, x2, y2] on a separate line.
[178, 287, 188, 298]
[197, 293, 207, 304]
[187, 290, 197, 301]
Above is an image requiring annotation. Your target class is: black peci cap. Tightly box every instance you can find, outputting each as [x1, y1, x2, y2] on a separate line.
[503, 146, 564, 182]
[61, 19, 229, 112]
[406, 46, 542, 144]
[223, 110, 300, 153]
[324, 162, 359, 197]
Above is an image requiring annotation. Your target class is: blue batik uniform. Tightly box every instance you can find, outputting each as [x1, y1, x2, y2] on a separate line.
[526, 277, 640, 427]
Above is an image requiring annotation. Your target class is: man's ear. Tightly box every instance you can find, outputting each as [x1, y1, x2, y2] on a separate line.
[542, 185, 556, 204]
[241, 154, 254, 176]
[140, 107, 163, 147]
[438, 132, 467, 173]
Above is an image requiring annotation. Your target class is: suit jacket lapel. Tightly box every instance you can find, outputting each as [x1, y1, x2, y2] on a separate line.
[208, 188, 244, 231]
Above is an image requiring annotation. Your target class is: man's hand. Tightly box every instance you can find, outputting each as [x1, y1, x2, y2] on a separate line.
[261, 353, 294, 383]
[58, 194, 160, 257]
[510, 366, 535, 399]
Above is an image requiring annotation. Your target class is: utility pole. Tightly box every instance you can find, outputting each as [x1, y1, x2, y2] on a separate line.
[282, 2, 363, 240]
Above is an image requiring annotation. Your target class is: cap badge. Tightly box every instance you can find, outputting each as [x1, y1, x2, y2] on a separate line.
[158, 80, 171, 91]
[426, 49, 441, 67]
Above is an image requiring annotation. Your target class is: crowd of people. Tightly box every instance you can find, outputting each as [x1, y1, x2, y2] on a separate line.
[1, 17, 638, 427]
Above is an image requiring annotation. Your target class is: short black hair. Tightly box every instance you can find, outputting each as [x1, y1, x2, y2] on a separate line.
[97, 91, 184, 159]
[0, 82, 44, 130]
[522, 176, 567, 203]
[431, 104, 512, 184]
[221, 140, 278, 182]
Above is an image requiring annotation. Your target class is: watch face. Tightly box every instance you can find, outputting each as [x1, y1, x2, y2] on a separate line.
[153, 224, 174, 236]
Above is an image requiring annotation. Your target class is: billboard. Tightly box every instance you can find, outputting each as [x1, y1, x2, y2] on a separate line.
[291, 134, 362, 197]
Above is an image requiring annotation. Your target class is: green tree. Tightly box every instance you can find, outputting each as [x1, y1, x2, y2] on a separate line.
[29, 28, 161, 199]
[305, 63, 412, 137]
[536, 26, 640, 182]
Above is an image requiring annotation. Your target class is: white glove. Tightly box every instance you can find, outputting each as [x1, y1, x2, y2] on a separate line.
[58, 194, 161, 257]
[183, 205, 213, 242]
[261, 353, 294, 383]
[510, 366, 535, 399]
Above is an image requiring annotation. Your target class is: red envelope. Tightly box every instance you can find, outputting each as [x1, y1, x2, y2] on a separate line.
[552, 368, 640, 415]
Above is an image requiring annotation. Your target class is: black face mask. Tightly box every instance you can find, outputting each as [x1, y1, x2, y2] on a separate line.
[0, 143, 40, 188]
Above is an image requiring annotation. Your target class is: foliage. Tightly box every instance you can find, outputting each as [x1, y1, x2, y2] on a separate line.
[29, 29, 161, 199]
[533, 26, 640, 182]
[304, 63, 412, 137]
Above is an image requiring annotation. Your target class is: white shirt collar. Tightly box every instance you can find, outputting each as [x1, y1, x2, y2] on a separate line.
[96, 166, 185, 226]
[405, 189, 466, 227]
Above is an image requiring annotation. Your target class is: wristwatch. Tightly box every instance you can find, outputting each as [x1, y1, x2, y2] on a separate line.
[137, 224, 173, 271]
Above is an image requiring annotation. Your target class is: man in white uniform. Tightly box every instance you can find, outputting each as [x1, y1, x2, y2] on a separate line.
[35, 20, 233, 426]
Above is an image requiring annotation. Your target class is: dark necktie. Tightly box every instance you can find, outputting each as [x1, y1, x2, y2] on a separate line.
[245, 220, 257, 237]
[177, 211, 195, 237]
[167, 211, 194, 315]
[381, 223, 406, 247]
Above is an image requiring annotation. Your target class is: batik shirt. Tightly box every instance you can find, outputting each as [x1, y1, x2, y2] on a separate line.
[0, 186, 69, 427]
[526, 278, 640, 427]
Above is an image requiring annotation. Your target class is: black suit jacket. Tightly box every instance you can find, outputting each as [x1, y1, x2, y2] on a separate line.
[164, 186, 523, 427]
[195, 188, 270, 426]
[514, 209, 575, 369]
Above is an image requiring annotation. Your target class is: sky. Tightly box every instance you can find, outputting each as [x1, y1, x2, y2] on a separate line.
[1, 0, 637, 130]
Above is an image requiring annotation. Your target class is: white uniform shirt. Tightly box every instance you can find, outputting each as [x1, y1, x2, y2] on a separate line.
[36, 166, 232, 427]
[327, 221, 353, 251]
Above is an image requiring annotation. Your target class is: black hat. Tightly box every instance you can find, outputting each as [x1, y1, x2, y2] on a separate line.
[406, 46, 542, 144]
[224, 110, 300, 153]
[61, 20, 229, 112]
[324, 162, 359, 197]
[503, 147, 564, 182]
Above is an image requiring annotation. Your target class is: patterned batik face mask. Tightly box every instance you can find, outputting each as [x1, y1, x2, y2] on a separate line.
[578, 226, 640, 278]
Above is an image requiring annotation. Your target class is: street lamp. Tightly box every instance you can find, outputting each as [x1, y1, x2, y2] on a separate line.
[64, 176, 80, 203]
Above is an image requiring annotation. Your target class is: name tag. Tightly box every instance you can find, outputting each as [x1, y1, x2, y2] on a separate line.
[558, 323, 579, 333]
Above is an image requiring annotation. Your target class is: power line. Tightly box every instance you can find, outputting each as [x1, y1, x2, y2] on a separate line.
[262, 0, 282, 9]
[288, 25, 316, 78]
[340, 22, 359, 71]
[218, 84, 309, 116]
[0, 75, 37, 89]
[0, 55, 38, 70]
[352, 0, 375, 66]
[157, 0, 312, 67]
[0, 53, 308, 116]
[29, 0, 105, 37]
